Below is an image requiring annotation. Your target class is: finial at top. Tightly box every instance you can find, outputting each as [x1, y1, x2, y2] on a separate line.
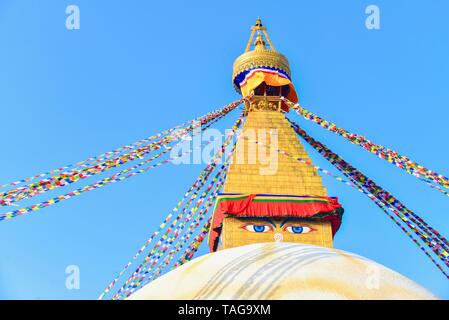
[254, 32, 266, 49]
[233, 19, 297, 104]
[245, 17, 275, 52]
[251, 17, 266, 32]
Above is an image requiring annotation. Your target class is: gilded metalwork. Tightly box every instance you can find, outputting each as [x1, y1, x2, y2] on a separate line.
[232, 18, 292, 92]
[245, 96, 282, 112]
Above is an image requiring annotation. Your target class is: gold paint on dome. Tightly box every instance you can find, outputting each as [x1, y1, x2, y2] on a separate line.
[232, 18, 292, 92]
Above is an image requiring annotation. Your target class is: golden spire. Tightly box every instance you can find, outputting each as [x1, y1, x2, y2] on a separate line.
[254, 33, 266, 50]
[244, 17, 276, 52]
[232, 18, 290, 93]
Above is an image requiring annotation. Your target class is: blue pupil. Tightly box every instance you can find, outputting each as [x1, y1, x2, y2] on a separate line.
[292, 226, 304, 234]
[253, 225, 265, 232]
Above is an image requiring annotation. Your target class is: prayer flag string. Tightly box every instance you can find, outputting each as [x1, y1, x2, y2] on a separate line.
[119, 162, 230, 299]
[0, 100, 242, 206]
[117, 133, 238, 299]
[0, 101, 245, 222]
[112, 113, 245, 299]
[248, 127, 449, 278]
[99, 111, 246, 300]
[174, 218, 212, 268]
[287, 118, 449, 278]
[281, 97, 449, 191]
[0, 97, 247, 191]
[245, 130, 449, 276]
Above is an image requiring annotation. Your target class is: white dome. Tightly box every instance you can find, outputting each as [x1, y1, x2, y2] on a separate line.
[129, 243, 437, 300]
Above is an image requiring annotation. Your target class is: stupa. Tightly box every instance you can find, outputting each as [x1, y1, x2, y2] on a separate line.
[130, 18, 437, 300]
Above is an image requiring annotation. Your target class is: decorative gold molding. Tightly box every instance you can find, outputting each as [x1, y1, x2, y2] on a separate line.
[245, 96, 283, 113]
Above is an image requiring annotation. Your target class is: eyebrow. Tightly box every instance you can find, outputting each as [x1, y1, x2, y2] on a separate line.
[261, 217, 277, 228]
[280, 218, 293, 228]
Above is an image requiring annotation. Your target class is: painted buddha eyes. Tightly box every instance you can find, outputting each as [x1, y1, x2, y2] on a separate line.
[242, 224, 273, 233]
[284, 226, 313, 234]
[242, 224, 314, 234]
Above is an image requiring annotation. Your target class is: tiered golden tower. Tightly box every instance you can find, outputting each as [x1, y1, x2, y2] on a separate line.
[208, 18, 343, 252]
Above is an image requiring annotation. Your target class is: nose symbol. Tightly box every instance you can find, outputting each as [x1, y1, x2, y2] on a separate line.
[274, 233, 283, 242]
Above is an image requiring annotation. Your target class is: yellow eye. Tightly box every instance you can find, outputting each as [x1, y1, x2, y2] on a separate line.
[242, 224, 273, 233]
[284, 226, 313, 234]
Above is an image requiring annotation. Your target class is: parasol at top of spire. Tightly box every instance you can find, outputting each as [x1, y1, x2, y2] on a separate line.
[232, 18, 298, 103]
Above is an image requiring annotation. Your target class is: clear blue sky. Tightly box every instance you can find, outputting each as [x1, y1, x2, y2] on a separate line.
[0, 0, 448, 299]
